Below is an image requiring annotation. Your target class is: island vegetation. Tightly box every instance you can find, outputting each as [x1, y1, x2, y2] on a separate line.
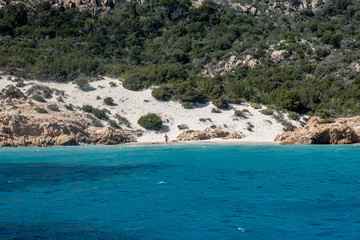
[1, 0, 360, 117]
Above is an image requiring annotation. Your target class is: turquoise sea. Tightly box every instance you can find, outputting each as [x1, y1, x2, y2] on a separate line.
[1, 145, 360, 240]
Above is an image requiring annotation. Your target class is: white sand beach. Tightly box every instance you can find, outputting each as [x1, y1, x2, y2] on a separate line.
[0, 75, 303, 144]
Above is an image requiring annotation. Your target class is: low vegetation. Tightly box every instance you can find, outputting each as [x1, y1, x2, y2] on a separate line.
[104, 97, 114, 105]
[31, 94, 46, 103]
[34, 107, 48, 114]
[182, 102, 193, 109]
[260, 109, 274, 116]
[1, 0, 360, 116]
[47, 104, 60, 111]
[317, 118, 335, 124]
[288, 112, 300, 120]
[137, 113, 162, 130]
[108, 120, 121, 129]
[82, 105, 107, 119]
[115, 114, 131, 128]
[65, 104, 74, 111]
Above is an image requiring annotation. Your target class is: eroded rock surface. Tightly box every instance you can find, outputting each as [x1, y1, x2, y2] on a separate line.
[275, 116, 360, 144]
[0, 86, 137, 147]
[177, 128, 244, 141]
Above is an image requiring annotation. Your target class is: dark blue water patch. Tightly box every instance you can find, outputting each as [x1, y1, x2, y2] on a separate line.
[0, 162, 170, 191]
[0, 222, 138, 240]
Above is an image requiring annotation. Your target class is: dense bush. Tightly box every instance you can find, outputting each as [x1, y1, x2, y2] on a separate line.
[288, 112, 300, 120]
[92, 108, 107, 119]
[260, 109, 274, 116]
[212, 96, 228, 109]
[104, 97, 114, 105]
[182, 102, 193, 109]
[31, 94, 46, 102]
[47, 104, 60, 111]
[152, 86, 172, 101]
[82, 104, 107, 119]
[137, 113, 162, 130]
[108, 120, 120, 129]
[82, 105, 93, 113]
[34, 107, 48, 114]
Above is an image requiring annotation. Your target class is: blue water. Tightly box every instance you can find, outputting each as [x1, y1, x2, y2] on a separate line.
[1, 145, 360, 240]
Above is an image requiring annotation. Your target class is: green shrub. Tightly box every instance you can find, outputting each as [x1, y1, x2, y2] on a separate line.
[57, 96, 64, 103]
[137, 113, 162, 130]
[288, 112, 300, 120]
[16, 80, 25, 87]
[65, 104, 74, 111]
[282, 121, 296, 132]
[82, 105, 94, 113]
[47, 104, 60, 111]
[86, 114, 103, 127]
[247, 122, 254, 131]
[182, 102, 193, 109]
[279, 91, 302, 112]
[74, 78, 89, 90]
[31, 94, 45, 102]
[34, 107, 48, 114]
[104, 97, 114, 105]
[251, 103, 262, 109]
[115, 114, 131, 128]
[82, 104, 107, 119]
[108, 120, 120, 129]
[317, 118, 335, 124]
[212, 97, 228, 109]
[234, 110, 247, 118]
[211, 108, 221, 113]
[109, 82, 117, 87]
[92, 108, 107, 119]
[152, 86, 172, 101]
[260, 109, 274, 115]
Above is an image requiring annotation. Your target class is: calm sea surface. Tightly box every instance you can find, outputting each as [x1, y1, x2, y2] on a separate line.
[1, 145, 360, 240]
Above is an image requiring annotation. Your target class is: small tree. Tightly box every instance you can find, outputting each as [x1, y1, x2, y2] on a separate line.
[138, 113, 163, 130]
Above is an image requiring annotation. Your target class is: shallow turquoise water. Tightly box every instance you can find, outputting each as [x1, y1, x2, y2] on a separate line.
[1, 145, 360, 239]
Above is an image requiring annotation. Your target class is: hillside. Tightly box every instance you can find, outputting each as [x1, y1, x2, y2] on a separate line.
[0, 0, 360, 117]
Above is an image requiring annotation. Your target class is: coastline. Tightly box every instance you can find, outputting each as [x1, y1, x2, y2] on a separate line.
[0, 139, 279, 148]
[0, 75, 302, 145]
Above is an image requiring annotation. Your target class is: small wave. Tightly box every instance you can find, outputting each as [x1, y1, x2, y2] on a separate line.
[157, 181, 167, 185]
[237, 227, 246, 232]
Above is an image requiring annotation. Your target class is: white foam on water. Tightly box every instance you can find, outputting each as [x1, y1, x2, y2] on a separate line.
[237, 227, 246, 232]
[157, 181, 167, 185]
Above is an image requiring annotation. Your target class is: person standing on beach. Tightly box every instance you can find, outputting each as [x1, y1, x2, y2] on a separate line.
[164, 134, 169, 144]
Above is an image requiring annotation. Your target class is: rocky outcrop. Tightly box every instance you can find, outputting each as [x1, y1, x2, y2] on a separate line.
[0, 86, 138, 147]
[89, 129, 136, 145]
[202, 55, 257, 77]
[0, 85, 27, 99]
[177, 128, 244, 141]
[274, 116, 360, 144]
[0, 114, 137, 147]
[177, 130, 212, 141]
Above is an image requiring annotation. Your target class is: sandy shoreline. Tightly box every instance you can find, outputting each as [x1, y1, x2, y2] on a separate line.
[0, 74, 304, 145]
